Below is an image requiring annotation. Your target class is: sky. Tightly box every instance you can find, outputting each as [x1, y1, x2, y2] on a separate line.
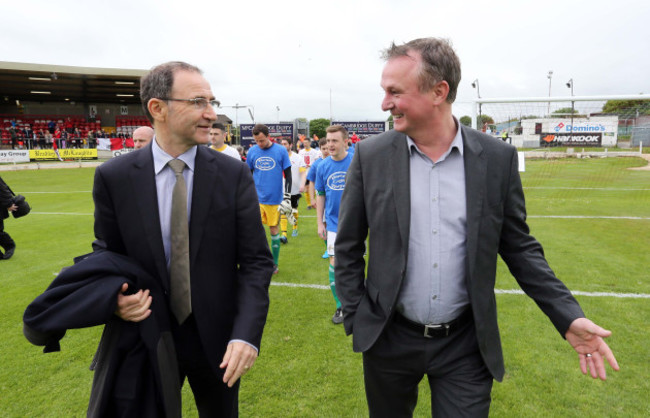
[1, 0, 648, 124]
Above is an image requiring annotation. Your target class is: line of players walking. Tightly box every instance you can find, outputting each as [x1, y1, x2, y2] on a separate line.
[243, 123, 355, 324]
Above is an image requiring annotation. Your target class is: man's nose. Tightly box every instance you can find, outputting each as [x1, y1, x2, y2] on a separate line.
[381, 94, 392, 112]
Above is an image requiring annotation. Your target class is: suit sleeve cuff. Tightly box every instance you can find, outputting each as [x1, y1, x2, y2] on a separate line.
[228, 339, 259, 354]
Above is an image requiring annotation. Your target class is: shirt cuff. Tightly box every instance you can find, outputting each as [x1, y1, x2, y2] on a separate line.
[228, 339, 259, 354]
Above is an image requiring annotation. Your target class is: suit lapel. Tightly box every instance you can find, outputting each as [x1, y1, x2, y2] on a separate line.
[130, 148, 170, 289]
[462, 126, 486, 282]
[389, 133, 410, 251]
[189, 147, 217, 268]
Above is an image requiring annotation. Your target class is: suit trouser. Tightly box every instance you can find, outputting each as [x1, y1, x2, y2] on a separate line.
[362, 315, 493, 418]
[174, 315, 239, 417]
[0, 217, 15, 252]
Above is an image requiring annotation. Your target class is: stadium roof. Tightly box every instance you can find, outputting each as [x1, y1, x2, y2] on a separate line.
[0, 61, 147, 105]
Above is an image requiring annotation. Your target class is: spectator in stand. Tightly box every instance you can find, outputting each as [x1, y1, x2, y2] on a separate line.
[47, 120, 56, 134]
[65, 117, 74, 134]
[37, 130, 45, 149]
[9, 127, 18, 150]
[44, 131, 53, 149]
[132, 126, 154, 150]
[53, 127, 62, 149]
[61, 129, 68, 149]
[87, 130, 95, 149]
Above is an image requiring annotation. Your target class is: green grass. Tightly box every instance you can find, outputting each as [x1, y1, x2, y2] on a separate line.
[1, 156, 648, 417]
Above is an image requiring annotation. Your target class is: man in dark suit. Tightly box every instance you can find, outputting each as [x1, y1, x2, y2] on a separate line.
[335, 38, 619, 417]
[93, 61, 274, 416]
[0, 175, 18, 259]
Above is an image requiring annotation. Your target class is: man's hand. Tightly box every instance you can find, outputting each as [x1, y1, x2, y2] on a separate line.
[7, 204, 17, 212]
[115, 283, 152, 322]
[220, 341, 258, 388]
[565, 317, 619, 380]
[317, 222, 327, 241]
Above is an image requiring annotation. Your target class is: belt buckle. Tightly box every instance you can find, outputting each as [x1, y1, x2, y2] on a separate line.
[423, 323, 450, 338]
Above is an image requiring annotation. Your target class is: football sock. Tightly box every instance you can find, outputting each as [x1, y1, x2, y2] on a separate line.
[271, 234, 280, 265]
[329, 263, 341, 309]
[280, 216, 288, 237]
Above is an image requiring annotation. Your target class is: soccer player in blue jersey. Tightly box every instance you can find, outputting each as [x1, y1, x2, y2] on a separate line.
[315, 125, 353, 324]
[246, 124, 292, 273]
[304, 138, 330, 259]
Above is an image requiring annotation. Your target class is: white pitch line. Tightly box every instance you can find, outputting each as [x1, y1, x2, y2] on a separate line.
[33, 212, 94, 216]
[19, 191, 92, 194]
[525, 187, 649, 191]
[272, 282, 650, 299]
[529, 215, 650, 220]
[31, 212, 649, 220]
[272, 281, 329, 290]
[495, 288, 650, 298]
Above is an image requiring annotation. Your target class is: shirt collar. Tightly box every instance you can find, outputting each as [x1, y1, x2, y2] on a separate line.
[407, 116, 464, 159]
[152, 136, 197, 175]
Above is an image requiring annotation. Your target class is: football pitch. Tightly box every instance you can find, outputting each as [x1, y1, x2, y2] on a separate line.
[0, 156, 648, 417]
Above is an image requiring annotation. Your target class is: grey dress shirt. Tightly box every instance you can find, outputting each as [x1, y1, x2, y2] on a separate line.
[397, 124, 470, 324]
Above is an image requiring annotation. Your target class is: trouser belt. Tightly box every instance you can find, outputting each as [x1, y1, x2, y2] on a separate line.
[394, 308, 473, 338]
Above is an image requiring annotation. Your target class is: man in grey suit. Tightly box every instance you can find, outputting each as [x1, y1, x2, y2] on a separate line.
[335, 38, 619, 417]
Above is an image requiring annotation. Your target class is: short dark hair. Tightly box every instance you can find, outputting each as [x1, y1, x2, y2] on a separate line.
[140, 61, 202, 123]
[326, 124, 349, 139]
[318, 138, 328, 147]
[211, 122, 225, 131]
[281, 137, 293, 145]
[382, 38, 461, 103]
[252, 124, 269, 137]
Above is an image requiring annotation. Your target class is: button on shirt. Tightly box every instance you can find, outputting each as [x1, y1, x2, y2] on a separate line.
[151, 138, 195, 268]
[396, 123, 469, 324]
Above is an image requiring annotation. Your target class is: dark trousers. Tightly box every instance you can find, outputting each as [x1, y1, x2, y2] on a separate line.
[363, 315, 493, 418]
[0, 217, 15, 253]
[174, 316, 239, 417]
[290, 194, 301, 209]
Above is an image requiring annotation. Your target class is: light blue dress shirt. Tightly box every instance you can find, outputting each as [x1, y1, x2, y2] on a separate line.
[397, 121, 470, 324]
[151, 138, 196, 268]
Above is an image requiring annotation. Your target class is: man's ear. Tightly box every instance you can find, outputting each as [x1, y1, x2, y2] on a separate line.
[148, 98, 166, 123]
[431, 80, 450, 105]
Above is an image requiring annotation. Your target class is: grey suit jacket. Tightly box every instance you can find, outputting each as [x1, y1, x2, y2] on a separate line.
[335, 126, 584, 381]
[93, 143, 275, 374]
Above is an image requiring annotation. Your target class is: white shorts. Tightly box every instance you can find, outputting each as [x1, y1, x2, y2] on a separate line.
[327, 231, 337, 257]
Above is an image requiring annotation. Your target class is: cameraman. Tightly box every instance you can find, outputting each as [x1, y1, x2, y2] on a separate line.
[0, 175, 17, 260]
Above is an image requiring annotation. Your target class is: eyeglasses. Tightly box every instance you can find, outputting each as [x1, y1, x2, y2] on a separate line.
[159, 97, 221, 110]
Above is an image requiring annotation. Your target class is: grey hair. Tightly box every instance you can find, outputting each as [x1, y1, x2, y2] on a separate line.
[382, 38, 461, 103]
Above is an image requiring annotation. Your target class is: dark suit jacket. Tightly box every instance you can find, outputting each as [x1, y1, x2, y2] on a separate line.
[92, 143, 275, 376]
[0, 175, 13, 220]
[23, 250, 181, 418]
[335, 127, 584, 381]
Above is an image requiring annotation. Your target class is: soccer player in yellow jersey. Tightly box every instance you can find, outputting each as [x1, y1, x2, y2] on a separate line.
[209, 122, 240, 159]
[298, 138, 322, 208]
[279, 138, 306, 243]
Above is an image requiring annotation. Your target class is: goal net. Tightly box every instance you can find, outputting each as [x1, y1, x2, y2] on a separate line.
[454, 95, 650, 150]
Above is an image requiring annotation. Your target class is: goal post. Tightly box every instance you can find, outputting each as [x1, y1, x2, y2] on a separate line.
[468, 94, 650, 149]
